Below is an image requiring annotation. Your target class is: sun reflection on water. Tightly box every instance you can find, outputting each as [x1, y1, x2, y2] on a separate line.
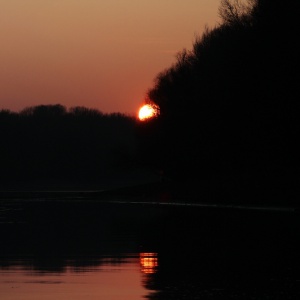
[139, 253, 158, 274]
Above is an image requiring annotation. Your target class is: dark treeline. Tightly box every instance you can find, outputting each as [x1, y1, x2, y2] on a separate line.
[143, 0, 300, 205]
[0, 105, 140, 188]
[1, 0, 299, 205]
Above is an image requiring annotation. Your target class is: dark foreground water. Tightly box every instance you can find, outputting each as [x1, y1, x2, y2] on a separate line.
[0, 197, 299, 299]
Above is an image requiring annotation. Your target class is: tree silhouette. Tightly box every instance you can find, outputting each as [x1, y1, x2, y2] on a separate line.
[145, 0, 300, 204]
[219, 0, 255, 26]
[0, 105, 138, 188]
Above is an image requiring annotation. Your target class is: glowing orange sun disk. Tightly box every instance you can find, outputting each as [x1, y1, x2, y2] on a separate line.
[138, 104, 158, 121]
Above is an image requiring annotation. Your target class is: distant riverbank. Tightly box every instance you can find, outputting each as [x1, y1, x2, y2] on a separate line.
[0, 180, 298, 215]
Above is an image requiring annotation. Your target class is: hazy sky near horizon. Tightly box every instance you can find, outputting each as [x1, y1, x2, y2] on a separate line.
[0, 0, 221, 116]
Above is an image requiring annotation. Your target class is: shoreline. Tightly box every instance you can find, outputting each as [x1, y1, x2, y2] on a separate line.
[1, 180, 299, 212]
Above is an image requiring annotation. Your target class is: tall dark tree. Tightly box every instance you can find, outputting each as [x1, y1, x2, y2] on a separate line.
[146, 0, 300, 204]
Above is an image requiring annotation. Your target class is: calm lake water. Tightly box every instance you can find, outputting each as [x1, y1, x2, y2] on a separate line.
[0, 196, 299, 299]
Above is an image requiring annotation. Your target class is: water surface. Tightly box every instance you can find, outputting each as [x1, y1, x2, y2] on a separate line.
[0, 254, 155, 300]
[0, 197, 299, 299]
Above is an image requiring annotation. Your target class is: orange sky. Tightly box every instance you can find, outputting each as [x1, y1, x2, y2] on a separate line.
[0, 0, 221, 116]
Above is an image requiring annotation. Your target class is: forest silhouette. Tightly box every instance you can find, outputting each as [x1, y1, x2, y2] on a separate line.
[1, 0, 299, 206]
[143, 0, 300, 206]
[0, 105, 141, 189]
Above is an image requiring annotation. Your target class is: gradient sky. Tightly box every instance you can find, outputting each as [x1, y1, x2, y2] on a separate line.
[0, 0, 221, 116]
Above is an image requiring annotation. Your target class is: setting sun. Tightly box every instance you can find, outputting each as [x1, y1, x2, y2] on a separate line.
[138, 104, 159, 121]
